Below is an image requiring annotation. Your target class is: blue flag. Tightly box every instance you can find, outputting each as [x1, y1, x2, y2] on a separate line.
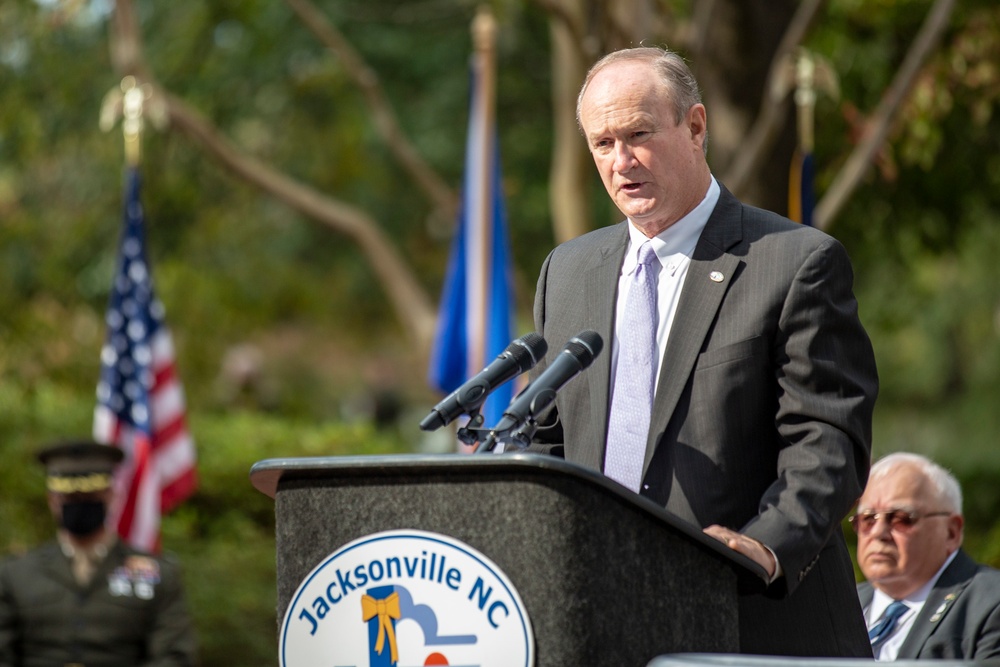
[427, 63, 515, 436]
[788, 149, 815, 227]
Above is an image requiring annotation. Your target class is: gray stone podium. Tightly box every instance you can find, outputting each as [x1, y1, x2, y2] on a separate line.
[250, 452, 767, 667]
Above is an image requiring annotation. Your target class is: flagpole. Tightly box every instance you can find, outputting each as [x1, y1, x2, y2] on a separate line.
[122, 77, 145, 166]
[794, 50, 816, 158]
[468, 6, 497, 384]
[788, 49, 839, 227]
[99, 76, 145, 166]
[94, 77, 197, 550]
[425, 7, 514, 445]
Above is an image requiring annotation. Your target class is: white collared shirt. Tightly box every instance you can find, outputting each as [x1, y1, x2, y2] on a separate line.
[867, 550, 959, 661]
[611, 176, 720, 397]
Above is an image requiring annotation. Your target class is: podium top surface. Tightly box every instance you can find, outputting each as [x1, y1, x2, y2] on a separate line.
[249, 452, 769, 583]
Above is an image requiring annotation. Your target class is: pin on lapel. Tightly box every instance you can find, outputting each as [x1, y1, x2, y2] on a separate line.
[709, 271, 724, 283]
[929, 593, 957, 622]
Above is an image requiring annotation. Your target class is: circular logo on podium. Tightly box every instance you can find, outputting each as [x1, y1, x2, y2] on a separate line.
[280, 529, 534, 667]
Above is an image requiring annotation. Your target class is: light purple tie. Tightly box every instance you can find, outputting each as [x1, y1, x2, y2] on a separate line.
[604, 240, 659, 492]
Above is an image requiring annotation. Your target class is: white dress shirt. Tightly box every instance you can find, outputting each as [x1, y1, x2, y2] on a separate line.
[611, 176, 720, 397]
[867, 550, 960, 661]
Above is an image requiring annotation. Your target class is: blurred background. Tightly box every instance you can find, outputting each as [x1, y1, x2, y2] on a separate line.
[2, 0, 999, 663]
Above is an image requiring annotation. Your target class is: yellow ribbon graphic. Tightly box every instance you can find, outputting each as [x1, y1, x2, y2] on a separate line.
[360, 592, 401, 663]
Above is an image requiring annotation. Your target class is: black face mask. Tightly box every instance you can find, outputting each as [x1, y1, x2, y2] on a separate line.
[61, 500, 107, 537]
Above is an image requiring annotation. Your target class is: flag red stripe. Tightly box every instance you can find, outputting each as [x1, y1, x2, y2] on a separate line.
[161, 467, 197, 513]
[116, 433, 152, 539]
[152, 413, 188, 452]
[154, 362, 176, 387]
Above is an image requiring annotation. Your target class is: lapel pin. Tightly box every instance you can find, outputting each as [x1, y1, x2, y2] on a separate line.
[709, 271, 724, 283]
[930, 595, 956, 622]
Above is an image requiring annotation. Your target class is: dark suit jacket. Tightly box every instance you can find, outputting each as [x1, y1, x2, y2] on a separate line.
[0, 539, 197, 667]
[528, 185, 878, 656]
[859, 549, 1000, 660]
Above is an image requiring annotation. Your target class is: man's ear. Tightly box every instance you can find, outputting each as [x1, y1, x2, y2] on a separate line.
[686, 103, 707, 144]
[946, 513, 964, 549]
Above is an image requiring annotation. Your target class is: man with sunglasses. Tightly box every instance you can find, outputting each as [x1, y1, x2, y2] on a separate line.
[854, 452, 1000, 660]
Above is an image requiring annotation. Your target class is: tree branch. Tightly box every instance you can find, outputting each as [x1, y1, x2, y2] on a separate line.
[815, 0, 956, 230]
[530, 0, 592, 60]
[109, 0, 437, 350]
[687, 0, 719, 62]
[163, 93, 438, 346]
[283, 0, 457, 223]
[108, 0, 154, 80]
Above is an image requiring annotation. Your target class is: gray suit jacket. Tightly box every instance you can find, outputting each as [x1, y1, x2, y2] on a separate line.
[529, 185, 878, 656]
[859, 549, 1000, 660]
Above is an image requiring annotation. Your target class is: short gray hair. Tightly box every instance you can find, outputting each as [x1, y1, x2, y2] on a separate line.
[575, 46, 703, 130]
[869, 452, 963, 514]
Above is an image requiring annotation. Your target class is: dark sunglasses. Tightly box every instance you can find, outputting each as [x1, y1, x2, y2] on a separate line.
[848, 509, 951, 534]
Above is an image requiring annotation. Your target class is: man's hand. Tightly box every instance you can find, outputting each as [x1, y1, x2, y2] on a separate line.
[703, 524, 777, 579]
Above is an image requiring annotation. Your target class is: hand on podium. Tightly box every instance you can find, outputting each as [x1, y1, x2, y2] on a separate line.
[703, 524, 777, 581]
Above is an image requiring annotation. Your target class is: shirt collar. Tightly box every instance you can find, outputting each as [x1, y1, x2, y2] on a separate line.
[58, 530, 117, 561]
[624, 176, 720, 273]
[870, 549, 960, 617]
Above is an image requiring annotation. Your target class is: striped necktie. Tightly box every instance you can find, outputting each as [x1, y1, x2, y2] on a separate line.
[869, 600, 909, 652]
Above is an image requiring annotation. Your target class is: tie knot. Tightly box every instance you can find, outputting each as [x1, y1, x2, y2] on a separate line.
[636, 241, 658, 268]
[884, 600, 909, 620]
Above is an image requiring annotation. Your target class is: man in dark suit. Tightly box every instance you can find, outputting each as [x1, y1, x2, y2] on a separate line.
[855, 452, 1000, 660]
[526, 47, 878, 656]
[0, 440, 197, 666]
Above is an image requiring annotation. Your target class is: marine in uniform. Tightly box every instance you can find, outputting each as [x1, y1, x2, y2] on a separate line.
[0, 440, 197, 666]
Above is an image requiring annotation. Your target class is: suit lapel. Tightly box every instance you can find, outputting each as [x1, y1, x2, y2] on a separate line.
[585, 224, 628, 469]
[643, 189, 744, 472]
[858, 582, 875, 611]
[897, 551, 977, 659]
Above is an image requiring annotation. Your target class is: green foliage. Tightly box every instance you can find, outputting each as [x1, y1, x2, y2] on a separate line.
[4, 0, 1000, 661]
[0, 374, 412, 665]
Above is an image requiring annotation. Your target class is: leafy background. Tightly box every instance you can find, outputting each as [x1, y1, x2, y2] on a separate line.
[2, 0, 1000, 663]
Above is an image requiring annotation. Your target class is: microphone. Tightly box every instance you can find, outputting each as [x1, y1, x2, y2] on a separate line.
[419, 332, 548, 431]
[482, 330, 603, 449]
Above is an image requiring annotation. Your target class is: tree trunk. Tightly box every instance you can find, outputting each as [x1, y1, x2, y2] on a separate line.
[693, 0, 798, 214]
[548, 1, 593, 244]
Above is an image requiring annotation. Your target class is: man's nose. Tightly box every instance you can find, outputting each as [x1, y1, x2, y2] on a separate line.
[871, 514, 895, 539]
[613, 142, 637, 172]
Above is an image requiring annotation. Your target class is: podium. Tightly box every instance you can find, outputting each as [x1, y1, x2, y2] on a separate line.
[250, 453, 768, 667]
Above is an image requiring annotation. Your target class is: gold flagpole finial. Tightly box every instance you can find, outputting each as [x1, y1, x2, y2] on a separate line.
[774, 49, 840, 155]
[99, 76, 167, 167]
[472, 6, 497, 53]
[791, 48, 840, 154]
[122, 76, 146, 166]
[794, 50, 817, 154]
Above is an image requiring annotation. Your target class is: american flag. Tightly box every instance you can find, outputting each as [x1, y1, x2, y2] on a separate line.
[93, 166, 197, 552]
